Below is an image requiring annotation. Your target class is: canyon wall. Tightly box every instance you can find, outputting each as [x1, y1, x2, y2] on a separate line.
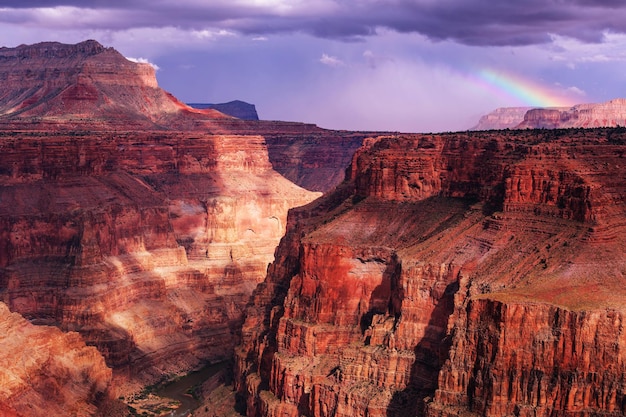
[0, 130, 318, 392]
[264, 133, 370, 192]
[235, 129, 626, 417]
[0, 40, 385, 415]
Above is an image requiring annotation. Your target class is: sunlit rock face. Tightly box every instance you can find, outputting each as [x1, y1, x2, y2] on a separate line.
[235, 129, 626, 417]
[0, 301, 111, 417]
[474, 98, 626, 131]
[0, 130, 318, 390]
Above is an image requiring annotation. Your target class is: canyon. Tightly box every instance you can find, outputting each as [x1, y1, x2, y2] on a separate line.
[473, 98, 626, 130]
[0, 40, 367, 414]
[1, 39, 626, 417]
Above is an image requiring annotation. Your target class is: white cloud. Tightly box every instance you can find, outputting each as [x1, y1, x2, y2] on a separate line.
[566, 86, 586, 96]
[192, 29, 236, 40]
[319, 53, 345, 67]
[126, 57, 160, 70]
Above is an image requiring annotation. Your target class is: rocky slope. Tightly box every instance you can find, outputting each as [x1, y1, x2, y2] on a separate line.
[0, 301, 111, 417]
[235, 129, 626, 417]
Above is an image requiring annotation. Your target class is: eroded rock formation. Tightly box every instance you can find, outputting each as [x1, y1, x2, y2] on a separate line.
[235, 129, 626, 417]
[0, 40, 231, 129]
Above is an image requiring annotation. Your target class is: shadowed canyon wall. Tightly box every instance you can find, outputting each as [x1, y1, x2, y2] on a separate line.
[235, 129, 626, 417]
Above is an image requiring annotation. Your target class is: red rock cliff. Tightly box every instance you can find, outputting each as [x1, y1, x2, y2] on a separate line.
[235, 129, 626, 417]
[0, 130, 318, 393]
[0, 40, 228, 128]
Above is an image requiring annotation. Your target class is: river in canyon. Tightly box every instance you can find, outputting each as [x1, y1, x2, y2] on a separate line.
[155, 361, 228, 417]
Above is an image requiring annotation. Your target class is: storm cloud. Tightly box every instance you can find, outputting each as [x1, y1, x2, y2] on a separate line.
[2, 0, 626, 46]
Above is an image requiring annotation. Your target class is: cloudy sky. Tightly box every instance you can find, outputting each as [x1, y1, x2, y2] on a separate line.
[1, 1, 626, 132]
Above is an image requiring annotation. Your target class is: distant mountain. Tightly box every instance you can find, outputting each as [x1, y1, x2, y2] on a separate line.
[518, 98, 626, 129]
[472, 99, 626, 130]
[188, 100, 259, 120]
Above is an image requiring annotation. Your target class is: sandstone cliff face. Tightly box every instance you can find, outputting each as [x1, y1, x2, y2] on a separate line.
[429, 299, 626, 417]
[235, 129, 626, 417]
[473, 98, 626, 130]
[0, 130, 319, 392]
[518, 99, 626, 129]
[0, 301, 111, 417]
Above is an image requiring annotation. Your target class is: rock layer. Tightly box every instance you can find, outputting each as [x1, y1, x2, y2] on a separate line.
[0, 129, 319, 392]
[189, 101, 260, 120]
[0, 301, 111, 417]
[518, 99, 626, 129]
[235, 129, 626, 417]
[0, 40, 229, 128]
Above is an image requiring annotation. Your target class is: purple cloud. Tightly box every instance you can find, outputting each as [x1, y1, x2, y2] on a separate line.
[3, 0, 626, 46]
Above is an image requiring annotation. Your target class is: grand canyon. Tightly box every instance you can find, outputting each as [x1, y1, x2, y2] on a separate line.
[0, 40, 625, 417]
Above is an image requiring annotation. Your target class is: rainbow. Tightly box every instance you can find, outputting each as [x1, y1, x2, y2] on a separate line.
[472, 69, 576, 108]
